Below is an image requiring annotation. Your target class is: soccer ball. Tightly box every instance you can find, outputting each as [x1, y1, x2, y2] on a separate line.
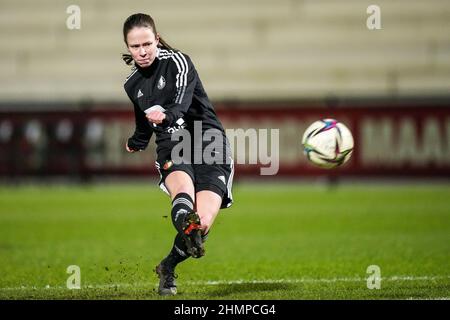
[302, 119, 354, 169]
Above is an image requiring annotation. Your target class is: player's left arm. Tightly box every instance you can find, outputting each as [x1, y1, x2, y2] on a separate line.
[146, 53, 197, 126]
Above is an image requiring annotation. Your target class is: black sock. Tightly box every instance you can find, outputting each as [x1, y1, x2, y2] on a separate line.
[171, 193, 194, 233]
[163, 233, 190, 269]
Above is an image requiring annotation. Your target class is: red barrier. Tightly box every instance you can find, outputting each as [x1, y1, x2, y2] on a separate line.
[217, 104, 450, 177]
[0, 103, 449, 178]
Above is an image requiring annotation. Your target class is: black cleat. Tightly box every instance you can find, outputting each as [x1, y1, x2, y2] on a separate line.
[155, 263, 177, 296]
[182, 211, 205, 258]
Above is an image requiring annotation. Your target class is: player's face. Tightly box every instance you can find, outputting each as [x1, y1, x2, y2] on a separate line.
[126, 27, 159, 68]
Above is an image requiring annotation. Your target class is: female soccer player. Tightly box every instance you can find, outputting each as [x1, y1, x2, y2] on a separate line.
[122, 13, 234, 296]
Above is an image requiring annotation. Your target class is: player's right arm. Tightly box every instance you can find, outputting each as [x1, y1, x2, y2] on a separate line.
[126, 100, 153, 152]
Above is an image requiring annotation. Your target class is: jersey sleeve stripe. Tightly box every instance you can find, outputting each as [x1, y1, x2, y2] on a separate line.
[172, 52, 189, 104]
[170, 54, 184, 103]
[172, 53, 185, 103]
[177, 53, 189, 102]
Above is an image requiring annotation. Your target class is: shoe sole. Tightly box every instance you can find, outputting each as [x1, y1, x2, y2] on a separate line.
[158, 287, 177, 296]
[182, 212, 205, 258]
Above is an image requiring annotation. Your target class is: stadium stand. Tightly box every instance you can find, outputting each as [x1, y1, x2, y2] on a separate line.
[0, 0, 449, 102]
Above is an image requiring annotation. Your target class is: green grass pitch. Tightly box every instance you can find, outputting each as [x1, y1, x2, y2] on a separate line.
[0, 182, 449, 300]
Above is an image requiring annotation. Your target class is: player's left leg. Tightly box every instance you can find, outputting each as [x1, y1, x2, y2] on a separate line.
[195, 190, 223, 235]
[190, 156, 234, 254]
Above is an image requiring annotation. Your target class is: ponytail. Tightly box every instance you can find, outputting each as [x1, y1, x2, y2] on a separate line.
[158, 37, 174, 51]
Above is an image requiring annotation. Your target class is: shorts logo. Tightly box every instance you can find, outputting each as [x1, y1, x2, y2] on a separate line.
[218, 175, 226, 185]
[163, 160, 173, 170]
[157, 76, 166, 90]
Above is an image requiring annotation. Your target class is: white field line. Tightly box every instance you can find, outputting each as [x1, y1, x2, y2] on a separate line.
[0, 275, 449, 292]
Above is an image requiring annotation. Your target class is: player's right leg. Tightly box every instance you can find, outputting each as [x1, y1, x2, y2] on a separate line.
[155, 232, 188, 296]
[165, 171, 196, 234]
[164, 170, 205, 258]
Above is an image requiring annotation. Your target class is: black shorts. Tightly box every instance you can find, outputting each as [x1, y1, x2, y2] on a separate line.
[155, 157, 234, 209]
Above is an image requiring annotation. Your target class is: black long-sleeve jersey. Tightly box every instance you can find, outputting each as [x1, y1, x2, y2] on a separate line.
[125, 48, 227, 157]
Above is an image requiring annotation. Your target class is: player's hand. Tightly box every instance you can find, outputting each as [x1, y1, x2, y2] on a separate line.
[146, 110, 166, 125]
[125, 142, 136, 153]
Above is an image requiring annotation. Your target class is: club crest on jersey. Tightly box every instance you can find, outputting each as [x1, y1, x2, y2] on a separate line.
[157, 76, 166, 90]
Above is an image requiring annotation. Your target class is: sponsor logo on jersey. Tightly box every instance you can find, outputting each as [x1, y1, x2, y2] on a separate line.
[166, 118, 187, 134]
[157, 76, 166, 90]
